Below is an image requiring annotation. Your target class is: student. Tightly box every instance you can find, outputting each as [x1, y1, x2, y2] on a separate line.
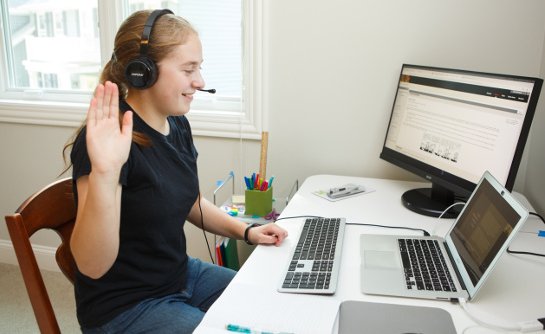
[63, 9, 287, 333]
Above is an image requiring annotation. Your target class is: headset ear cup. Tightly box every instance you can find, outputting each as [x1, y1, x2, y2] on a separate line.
[125, 56, 158, 89]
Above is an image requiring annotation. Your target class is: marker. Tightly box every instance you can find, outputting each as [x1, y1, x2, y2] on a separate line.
[226, 324, 252, 333]
[244, 177, 252, 190]
[225, 323, 294, 334]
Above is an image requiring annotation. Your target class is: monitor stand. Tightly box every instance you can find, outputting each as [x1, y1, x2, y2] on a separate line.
[401, 184, 463, 219]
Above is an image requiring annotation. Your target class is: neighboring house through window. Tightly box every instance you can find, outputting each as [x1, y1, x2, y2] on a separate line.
[0, 0, 264, 139]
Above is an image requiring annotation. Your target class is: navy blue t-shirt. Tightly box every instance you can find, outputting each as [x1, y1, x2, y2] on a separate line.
[70, 100, 199, 328]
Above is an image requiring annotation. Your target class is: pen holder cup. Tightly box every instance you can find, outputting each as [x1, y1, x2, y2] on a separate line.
[245, 188, 273, 217]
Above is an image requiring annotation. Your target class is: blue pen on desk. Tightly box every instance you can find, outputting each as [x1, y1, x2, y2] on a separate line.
[226, 323, 294, 334]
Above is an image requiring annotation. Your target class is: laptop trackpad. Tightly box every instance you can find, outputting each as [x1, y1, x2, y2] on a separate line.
[364, 250, 399, 269]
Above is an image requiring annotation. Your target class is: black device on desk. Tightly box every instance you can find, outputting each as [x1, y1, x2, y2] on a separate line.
[380, 64, 543, 218]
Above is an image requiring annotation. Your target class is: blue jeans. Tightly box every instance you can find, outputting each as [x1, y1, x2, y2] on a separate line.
[82, 257, 236, 334]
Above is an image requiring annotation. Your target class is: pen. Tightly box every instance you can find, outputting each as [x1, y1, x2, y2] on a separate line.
[225, 323, 294, 334]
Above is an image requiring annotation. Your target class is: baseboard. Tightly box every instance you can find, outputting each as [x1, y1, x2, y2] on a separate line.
[0, 239, 61, 272]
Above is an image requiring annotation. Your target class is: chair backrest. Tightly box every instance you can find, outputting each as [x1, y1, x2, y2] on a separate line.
[5, 177, 77, 334]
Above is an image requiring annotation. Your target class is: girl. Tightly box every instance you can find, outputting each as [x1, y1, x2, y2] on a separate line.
[64, 9, 287, 333]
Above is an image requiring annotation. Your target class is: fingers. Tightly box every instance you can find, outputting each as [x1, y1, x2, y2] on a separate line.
[255, 224, 288, 246]
[88, 81, 121, 127]
[103, 82, 111, 118]
[110, 83, 120, 120]
[94, 84, 105, 121]
[121, 110, 134, 137]
[87, 96, 98, 127]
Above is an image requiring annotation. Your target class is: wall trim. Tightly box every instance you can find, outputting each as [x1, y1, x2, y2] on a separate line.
[0, 239, 61, 272]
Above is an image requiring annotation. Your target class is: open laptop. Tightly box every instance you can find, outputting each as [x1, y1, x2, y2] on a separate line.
[360, 171, 528, 301]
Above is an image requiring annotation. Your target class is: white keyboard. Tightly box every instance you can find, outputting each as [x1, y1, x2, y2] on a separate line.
[278, 217, 345, 295]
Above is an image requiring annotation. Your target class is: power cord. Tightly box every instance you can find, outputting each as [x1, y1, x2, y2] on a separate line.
[460, 298, 545, 333]
[437, 201, 466, 219]
[429, 201, 466, 237]
[507, 212, 545, 258]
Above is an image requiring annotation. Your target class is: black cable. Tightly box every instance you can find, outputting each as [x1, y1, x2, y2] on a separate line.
[198, 192, 215, 264]
[507, 211, 545, 258]
[529, 211, 545, 225]
[274, 215, 324, 222]
[185, 117, 214, 264]
[346, 222, 430, 236]
[275, 215, 430, 236]
[506, 249, 545, 258]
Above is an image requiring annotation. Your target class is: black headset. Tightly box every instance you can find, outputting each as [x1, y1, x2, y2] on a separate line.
[125, 9, 174, 89]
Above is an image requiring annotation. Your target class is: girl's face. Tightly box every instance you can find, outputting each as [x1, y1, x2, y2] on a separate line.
[151, 33, 205, 116]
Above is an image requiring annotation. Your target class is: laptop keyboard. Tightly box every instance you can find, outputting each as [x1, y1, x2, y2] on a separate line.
[398, 238, 457, 292]
[278, 217, 345, 295]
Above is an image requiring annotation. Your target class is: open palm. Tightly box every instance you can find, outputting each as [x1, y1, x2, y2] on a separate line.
[86, 81, 133, 175]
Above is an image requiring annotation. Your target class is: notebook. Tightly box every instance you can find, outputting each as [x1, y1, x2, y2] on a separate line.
[360, 171, 528, 301]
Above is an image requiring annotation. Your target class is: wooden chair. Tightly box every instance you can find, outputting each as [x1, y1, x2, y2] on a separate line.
[5, 177, 77, 334]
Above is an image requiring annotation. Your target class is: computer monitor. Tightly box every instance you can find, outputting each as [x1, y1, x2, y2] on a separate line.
[380, 64, 543, 218]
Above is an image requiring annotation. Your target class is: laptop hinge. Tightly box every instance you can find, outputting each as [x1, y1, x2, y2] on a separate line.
[443, 240, 467, 296]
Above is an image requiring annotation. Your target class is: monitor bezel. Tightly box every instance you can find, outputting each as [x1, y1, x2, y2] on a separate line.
[379, 64, 543, 217]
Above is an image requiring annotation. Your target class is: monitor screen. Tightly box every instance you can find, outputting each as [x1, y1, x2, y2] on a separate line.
[380, 64, 543, 218]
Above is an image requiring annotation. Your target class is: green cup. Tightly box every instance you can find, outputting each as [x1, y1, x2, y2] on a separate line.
[245, 188, 273, 216]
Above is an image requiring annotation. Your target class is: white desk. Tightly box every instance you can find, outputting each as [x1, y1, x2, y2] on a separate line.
[196, 175, 545, 334]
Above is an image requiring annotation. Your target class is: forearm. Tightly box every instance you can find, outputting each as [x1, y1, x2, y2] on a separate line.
[188, 195, 288, 246]
[187, 196, 246, 240]
[70, 172, 122, 279]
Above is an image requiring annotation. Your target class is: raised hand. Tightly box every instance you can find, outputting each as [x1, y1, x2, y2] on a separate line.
[86, 81, 133, 176]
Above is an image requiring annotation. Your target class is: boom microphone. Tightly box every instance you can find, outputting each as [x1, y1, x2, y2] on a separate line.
[198, 88, 216, 94]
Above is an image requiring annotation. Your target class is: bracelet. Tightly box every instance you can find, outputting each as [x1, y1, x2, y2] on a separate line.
[244, 222, 262, 245]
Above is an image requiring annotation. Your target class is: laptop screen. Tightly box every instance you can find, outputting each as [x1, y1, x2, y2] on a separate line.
[449, 177, 522, 286]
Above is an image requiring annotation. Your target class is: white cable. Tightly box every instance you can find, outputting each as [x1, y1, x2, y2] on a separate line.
[460, 298, 544, 333]
[431, 201, 466, 236]
[462, 325, 505, 334]
[437, 201, 466, 220]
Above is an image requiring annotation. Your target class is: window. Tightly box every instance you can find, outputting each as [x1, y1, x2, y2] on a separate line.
[0, 0, 264, 139]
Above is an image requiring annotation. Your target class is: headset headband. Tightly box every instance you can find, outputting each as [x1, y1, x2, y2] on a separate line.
[139, 9, 173, 56]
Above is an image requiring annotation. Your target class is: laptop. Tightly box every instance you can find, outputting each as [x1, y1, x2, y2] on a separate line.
[360, 171, 528, 301]
[338, 300, 456, 334]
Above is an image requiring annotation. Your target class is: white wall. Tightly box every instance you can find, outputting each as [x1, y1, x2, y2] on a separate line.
[2, 0, 545, 267]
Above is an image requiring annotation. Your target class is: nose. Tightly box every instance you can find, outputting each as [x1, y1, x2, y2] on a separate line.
[192, 70, 205, 90]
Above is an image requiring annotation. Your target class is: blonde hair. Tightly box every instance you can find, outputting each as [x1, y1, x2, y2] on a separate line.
[62, 10, 198, 172]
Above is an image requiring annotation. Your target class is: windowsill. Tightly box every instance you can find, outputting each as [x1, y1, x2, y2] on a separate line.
[0, 99, 262, 140]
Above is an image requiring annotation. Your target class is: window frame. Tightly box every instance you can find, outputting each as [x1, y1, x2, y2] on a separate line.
[0, 0, 264, 140]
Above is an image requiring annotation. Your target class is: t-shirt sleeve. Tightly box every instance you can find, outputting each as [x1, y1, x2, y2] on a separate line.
[71, 127, 91, 181]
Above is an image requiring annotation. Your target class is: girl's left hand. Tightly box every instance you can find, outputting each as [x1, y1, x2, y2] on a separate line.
[248, 223, 288, 246]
